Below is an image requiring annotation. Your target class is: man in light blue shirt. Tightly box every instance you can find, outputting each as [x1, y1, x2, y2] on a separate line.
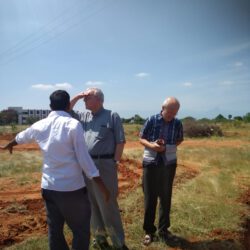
[70, 88, 128, 250]
[1, 90, 109, 250]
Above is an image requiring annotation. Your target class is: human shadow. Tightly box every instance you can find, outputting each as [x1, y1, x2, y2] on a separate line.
[157, 235, 243, 250]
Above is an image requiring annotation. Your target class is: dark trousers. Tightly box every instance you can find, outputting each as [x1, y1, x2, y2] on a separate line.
[142, 162, 176, 235]
[42, 187, 91, 250]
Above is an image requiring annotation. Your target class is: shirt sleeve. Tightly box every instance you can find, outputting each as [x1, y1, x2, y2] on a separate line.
[15, 126, 36, 144]
[176, 121, 184, 143]
[72, 122, 100, 179]
[139, 117, 151, 139]
[112, 112, 126, 143]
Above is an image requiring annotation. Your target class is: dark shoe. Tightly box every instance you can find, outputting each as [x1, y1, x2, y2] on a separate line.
[92, 238, 112, 250]
[159, 231, 180, 246]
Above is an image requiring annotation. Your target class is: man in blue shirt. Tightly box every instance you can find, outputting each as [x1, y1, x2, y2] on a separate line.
[70, 88, 128, 250]
[139, 97, 183, 246]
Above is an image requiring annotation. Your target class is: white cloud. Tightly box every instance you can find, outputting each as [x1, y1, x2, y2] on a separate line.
[219, 81, 234, 86]
[183, 82, 193, 87]
[31, 84, 54, 90]
[31, 82, 72, 90]
[55, 83, 72, 89]
[85, 81, 104, 86]
[234, 61, 243, 67]
[135, 72, 150, 78]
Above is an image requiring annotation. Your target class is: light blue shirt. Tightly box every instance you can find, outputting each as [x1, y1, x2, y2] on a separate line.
[80, 108, 125, 155]
[15, 111, 99, 191]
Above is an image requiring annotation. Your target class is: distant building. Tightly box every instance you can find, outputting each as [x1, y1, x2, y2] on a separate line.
[7, 107, 83, 125]
[8, 107, 51, 125]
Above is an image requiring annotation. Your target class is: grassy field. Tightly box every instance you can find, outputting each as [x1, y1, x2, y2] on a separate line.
[1, 122, 250, 250]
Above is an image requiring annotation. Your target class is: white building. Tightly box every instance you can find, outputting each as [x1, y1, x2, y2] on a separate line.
[8, 107, 50, 125]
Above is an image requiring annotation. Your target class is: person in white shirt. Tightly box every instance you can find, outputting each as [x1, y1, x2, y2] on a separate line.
[0, 90, 109, 250]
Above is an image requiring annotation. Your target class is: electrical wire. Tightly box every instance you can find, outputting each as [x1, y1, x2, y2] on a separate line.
[0, 0, 116, 66]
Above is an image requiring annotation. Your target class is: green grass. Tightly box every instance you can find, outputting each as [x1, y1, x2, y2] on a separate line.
[123, 124, 142, 141]
[0, 125, 28, 134]
[6, 237, 48, 250]
[0, 151, 42, 177]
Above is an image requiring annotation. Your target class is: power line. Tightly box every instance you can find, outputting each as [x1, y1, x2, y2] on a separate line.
[0, 0, 116, 66]
[0, 0, 83, 58]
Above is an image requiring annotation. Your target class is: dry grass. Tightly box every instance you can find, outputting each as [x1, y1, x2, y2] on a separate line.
[2, 123, 250, 250]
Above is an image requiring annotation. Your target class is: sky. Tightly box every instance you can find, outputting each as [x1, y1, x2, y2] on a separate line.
[0, 0, 249, 119]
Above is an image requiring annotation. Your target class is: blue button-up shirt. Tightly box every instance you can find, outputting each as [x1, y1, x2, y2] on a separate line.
[139, 113, 183, 166]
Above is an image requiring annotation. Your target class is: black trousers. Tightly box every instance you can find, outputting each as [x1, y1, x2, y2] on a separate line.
[42, 187, 91, 250]
[142, 162, 177, 235]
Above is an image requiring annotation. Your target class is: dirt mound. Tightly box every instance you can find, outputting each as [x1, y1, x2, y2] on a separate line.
[0, 198, 47, 247]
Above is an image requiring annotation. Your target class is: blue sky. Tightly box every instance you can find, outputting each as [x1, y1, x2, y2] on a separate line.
[0, 0, 249, 119]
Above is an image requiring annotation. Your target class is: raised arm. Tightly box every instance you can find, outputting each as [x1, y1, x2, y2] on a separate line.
[70, 92, 85, 110]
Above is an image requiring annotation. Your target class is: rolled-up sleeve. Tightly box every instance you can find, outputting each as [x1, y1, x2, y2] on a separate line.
[112, 112, 126, 144]
[15, 126, 36, 144]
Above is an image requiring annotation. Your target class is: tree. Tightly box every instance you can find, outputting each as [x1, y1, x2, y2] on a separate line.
[234, 116, 243, 121]
[228, 114, 232, 120]
[182, 116, 196, 123]
[243, 112, 250, 122]
[133, 114, 145, 124]
[214, 114, 227, 122]
[0, 109, 18, 125]
[25, 116, 40, 125]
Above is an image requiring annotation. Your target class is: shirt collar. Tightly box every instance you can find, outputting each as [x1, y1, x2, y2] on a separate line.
[48, 110, 71, 118]
[92, 107, 104, 117]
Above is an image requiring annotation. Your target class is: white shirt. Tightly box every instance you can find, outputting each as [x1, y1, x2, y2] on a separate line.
[15, 111, 99, 191]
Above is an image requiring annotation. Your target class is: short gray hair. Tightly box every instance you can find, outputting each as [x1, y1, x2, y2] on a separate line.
[86, 87, 104, 103]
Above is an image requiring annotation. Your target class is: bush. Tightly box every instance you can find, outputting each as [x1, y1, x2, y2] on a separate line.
[183, 121, 223, 137]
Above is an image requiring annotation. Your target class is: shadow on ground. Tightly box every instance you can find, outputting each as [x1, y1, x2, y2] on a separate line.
[160, 234, 245, 250]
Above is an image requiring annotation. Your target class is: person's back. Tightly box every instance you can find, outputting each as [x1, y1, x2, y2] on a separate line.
[1, 90, 109, 250]
[19, 110, 90, 191]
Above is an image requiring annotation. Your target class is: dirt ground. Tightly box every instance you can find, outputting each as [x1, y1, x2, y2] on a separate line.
[0, 136, 249, 249]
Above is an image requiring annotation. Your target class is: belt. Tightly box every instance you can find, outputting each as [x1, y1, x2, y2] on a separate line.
[90, 154, 114, 159]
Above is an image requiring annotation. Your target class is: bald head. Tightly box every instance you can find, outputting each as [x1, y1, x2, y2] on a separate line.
[162, 97, 180, 110]
[161, 97, 180, 122]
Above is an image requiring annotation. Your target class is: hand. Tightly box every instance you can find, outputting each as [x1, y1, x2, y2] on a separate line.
[0, 143, 14, 154]
[93, 176, 110, 202]
[151, 141, 166, 152]
[77, 91, 87, 99]
[156, 139, 165, 145]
